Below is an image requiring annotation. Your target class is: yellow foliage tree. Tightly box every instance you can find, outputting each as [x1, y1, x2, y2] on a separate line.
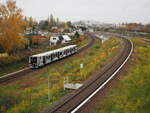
[79, 35, 85, 41]
[0, 0, 27, 54]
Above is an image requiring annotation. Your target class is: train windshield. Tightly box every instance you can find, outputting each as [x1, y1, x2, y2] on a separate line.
[31, 57, 37, 63]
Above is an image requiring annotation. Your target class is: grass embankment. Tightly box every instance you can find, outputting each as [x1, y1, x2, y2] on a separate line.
[0, 38, 121, 113]
[93, 38, 150, 113]
[0, 38, 88, 76]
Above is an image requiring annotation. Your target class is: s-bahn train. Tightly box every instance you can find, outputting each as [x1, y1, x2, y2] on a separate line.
[29, 45, 77, 68]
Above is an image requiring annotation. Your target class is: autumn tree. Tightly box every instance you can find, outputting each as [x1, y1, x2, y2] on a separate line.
[79, 35, 85, 41]
[0, 0, 27, 54]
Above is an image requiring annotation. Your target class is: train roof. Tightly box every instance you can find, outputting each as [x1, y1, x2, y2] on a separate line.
[31, 45, 77, 57]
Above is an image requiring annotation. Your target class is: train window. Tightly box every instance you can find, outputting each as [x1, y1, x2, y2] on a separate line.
[57, 52, 59, 57]
[50, 54, 53, 60]
[54, 53, 56, 58]
[52, 54, 54, 58]
[31, 57, 37, 63]
[47, 55, 50, 59]
[56, 52, 57, 57]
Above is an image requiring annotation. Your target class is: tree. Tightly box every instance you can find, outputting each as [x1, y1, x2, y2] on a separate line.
[47, 14, 60, 28]
[56, 18, 59, 25]
[66, 21, 72, 28]
[74, 32, 80, 39]
[28, 17, 34, 27]
[48, 14, 56, 28]
[0, 0, 27, 54]
[39, 20, 49, 30]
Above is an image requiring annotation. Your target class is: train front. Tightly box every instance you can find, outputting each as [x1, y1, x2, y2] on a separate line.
[29, 56, 38, 68]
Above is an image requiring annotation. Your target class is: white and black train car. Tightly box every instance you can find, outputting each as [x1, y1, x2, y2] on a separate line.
[29, 45, 77, 68]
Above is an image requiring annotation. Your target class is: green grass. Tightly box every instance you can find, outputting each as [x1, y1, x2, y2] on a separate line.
[0, 60, 28, 76]
[0, 38, 121, 113]
[93, 38, 150, 113]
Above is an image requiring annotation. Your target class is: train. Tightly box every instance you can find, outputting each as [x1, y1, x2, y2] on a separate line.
[29, 45, 77, 68]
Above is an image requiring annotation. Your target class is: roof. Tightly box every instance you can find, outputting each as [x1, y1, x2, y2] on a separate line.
[31, 45, 76, 57]
[62, 35, 71, 41]
[50, 35, 71, 41]
[32, 35, 47, 39]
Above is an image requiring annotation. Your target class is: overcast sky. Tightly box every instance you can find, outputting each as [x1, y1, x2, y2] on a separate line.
[1, 0, 150, 24]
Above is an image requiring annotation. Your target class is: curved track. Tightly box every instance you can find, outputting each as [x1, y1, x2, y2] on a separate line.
[0, 34, 94, 84]
[41, 37, 133, 113]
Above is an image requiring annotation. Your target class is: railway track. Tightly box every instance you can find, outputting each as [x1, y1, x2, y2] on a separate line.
[41, 37, 133, 113]
[0, 34, 94, 84]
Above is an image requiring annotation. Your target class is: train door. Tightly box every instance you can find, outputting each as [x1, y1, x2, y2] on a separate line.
[43, 56, 46, 64]
[51, 54, 53, 61]
[57, 52, 60, 58]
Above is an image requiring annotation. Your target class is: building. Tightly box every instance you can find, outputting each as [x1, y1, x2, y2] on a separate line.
[32, 35, 49, 45]
[49, 35, 71, 46]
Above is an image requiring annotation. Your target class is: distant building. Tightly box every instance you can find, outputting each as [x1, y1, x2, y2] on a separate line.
[99, 35, 109, 43]
[49, 35, 71, 46]
[89, 28, 94, 32]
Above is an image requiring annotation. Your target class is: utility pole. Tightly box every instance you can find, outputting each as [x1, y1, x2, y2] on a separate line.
[80, 63, 84, 79]
[64, 77, 66, 90]
[48, 75, 50, 101]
